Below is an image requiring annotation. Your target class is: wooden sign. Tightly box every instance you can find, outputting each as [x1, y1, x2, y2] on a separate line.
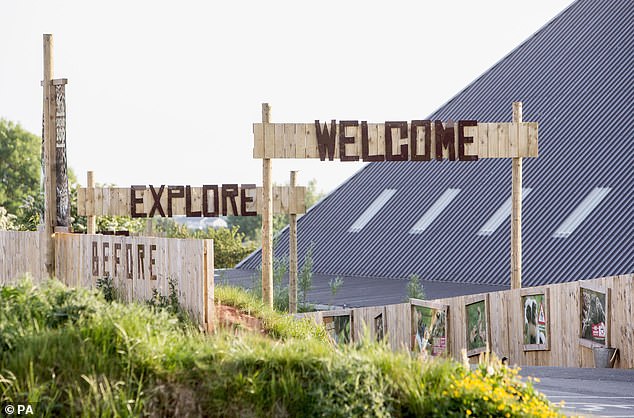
[579, 283, 611, 348]
[410, 299, 449, 357]
[322, 309, 354, 345]
[253, 120, 538, 160]
[465, 293, 490, 357]
[77, 184, 306, 217]
[521, 288, 551, 351]
[55, 232, 214, 328]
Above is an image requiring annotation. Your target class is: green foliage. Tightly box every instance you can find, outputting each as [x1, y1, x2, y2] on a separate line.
[298, 243, 315, 307]
[0, 120, 41, 216]
[95, 275, 116, 303]
[192, 227, 257, 269]
[328, 276, 344, 307]
[406, 273, 426, 301]
[0, 280, 561, 417]
[248, 254, 290, 312]
[0, 207, 17, 230]
[97, 215, 146, 234]
[146, 277, 192, 325]
[154, 219, 256, 268]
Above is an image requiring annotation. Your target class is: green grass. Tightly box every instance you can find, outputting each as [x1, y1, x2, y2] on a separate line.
[0, 279, 562, 417]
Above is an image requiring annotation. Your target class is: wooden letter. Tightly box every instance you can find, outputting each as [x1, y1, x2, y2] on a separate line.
[202, 185, 219, 217]
[361, 121, 384, 162]
[149, 244, 157, 280]
[114, 243, 122, 278]
[149, 185, 166, 217]
[126, 243, 133, 280]
[458, 120, 478, 161]
[221, 184, 239, 216]
[240, 184, 257, 216]
[315, 120, 337, 161]
[385, 121, 409, 161]
[411, 120, 431, 161]
[137, 244, 145, 280]
[186, 185, 202, 217]
[131, 185, 147, 218]
[339, 120, 359, 162]
[434, 121, 456, 161]
[91, 241, 99, 276]
[102, 242, 110, 276]
[167, 186, 185, 217]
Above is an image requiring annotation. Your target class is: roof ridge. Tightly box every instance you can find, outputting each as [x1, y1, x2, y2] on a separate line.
[427, 0, 580, 119]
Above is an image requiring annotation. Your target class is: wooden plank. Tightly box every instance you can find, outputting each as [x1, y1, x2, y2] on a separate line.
[304, 123, 318, 158]
[253, 123, 264, 159]
[295, 124, 306, 159]
[528, 122, 539, 157]
[274, 124, 285, 160]
[264, 122, 276, 159]
[284, 124, 296, 159]
[509, 121, 519, 158]
[477, 122, 488, 158]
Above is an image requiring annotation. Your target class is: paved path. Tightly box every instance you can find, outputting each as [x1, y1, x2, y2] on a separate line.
[521, 367, 634, 417]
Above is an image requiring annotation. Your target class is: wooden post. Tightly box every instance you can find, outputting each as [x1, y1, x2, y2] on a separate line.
[289, 171, 298, 313]
[511, 102, 523, 289]
[42, 34, 56, 276]
[87, 171, 96, 234]
[261, 103, 274, 307]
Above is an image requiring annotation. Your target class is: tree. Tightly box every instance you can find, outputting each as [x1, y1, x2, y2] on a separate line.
[0, 119, 41, 215]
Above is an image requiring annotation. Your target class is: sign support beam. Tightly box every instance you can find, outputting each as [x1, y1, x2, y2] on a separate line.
[511, 102, 523, 289]
[261, 103, 273, 307]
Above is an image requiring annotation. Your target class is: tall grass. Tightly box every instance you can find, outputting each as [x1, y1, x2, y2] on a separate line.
[0, 279, 562, 417]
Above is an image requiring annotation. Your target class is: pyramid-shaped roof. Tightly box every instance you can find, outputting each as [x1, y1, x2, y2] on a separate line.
[238, 0, 633, 287]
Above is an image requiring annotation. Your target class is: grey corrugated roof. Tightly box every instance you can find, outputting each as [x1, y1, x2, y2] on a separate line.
[238, 0, 634, 288]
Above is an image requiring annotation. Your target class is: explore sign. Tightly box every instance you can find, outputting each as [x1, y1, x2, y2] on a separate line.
[77, 184, 306, 217]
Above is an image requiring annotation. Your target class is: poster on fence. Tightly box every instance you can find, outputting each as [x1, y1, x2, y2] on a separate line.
[323, 310, 353, 346]
[465, 294, 490, 357]
[410, 299, 448, 357]
[521, 288, 550, 351]
[579, 284, 610, 348]
[374, 312, 385, 342]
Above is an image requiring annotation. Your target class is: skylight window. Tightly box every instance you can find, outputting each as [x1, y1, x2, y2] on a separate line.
[477, 188, 533, 236]
[552, 187, 612, 238]
[409, 188, 461, 234]
[348, 189, 397, 233]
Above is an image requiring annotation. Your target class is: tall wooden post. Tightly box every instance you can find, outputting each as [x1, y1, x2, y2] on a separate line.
[289, 171, 298, 313]
[511, 102, 523, 289]
[261, 103, 273, 307]
[87, 171, 96, 234]
[42, 34, 56, 276]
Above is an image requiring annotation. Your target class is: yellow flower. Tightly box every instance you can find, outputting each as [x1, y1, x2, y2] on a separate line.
[498, 404, 505, 411]
[466, 410, 472, 416]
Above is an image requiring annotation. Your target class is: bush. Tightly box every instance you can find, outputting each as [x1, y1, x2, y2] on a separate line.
[0, 280, 561, 417]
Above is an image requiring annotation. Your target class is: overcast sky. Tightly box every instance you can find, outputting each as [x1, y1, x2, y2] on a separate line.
[1, 0, 574, 194]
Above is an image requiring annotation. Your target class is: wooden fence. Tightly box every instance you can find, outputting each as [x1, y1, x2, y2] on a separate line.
[0, 231, 214, 330]
[0, 230, 47, 282]
[305, 274, 633, 368]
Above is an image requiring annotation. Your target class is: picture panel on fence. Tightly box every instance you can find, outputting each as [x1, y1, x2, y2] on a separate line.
[322, 309, 353, 346]
[410, 299, 449, 357]
[465, 294, 490, 357]
[521, 288, 550, 351]
[579, 283, 610, 348]
[54, 233, 213, 326]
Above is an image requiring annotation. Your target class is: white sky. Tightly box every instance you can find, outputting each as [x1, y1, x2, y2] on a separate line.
[0, 0, 574, 194]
